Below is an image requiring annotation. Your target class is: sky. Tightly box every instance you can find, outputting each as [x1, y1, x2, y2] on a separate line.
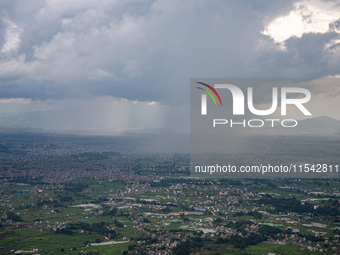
[0, 0, 340, 135]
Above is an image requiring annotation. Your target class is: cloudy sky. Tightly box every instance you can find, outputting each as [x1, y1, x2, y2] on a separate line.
[0, 0, 339, 135]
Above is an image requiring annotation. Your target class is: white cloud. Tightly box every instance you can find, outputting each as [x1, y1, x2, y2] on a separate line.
[263, 0, 340, 44]
[89, 68, 116, 80]
[1, 16, 23, 53]
[0, 98, 32, 104]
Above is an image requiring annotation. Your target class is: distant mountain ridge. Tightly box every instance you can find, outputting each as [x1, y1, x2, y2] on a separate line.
[292, 116, 340, 134]
[250, 116, 340, 135]
[0, 112, 340, 136]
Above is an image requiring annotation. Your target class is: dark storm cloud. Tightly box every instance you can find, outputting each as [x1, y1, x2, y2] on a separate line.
[0, 0, 303, 104]
[254, 32, 340, 78]
[0, 0, 339, 136]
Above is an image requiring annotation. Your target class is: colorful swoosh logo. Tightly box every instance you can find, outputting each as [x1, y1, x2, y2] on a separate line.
[196, 82, 223, 106]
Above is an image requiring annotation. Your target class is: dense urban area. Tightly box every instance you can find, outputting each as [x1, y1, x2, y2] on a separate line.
[0, 133, 340, 255]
